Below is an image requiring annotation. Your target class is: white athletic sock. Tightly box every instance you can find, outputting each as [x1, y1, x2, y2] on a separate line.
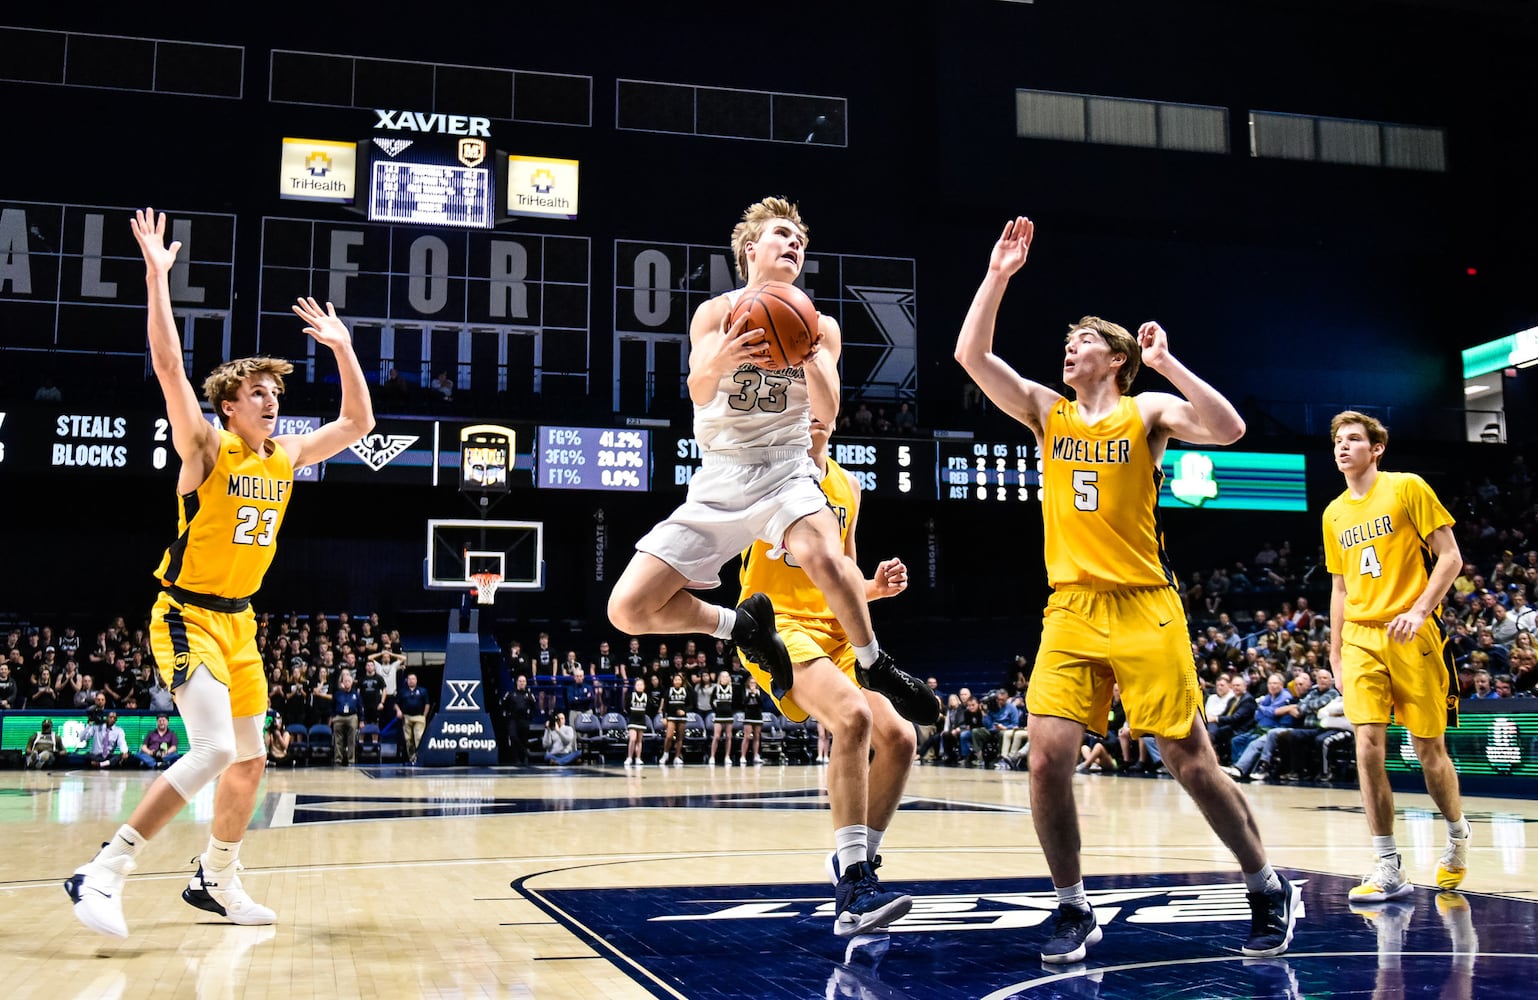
[853, 641, 880, 668]
[1373, 835, 1399, 860]
[1055, 881, 1089, 912]
[204, 836, 241, 873]
[712, 607, 736, 640]
[867, 827, 886, 862]
[101, 824, 147, 862]
[1447, 816, 1471, 840]
[1242, 864, 1281, 895]
[835, 824, 870, 875]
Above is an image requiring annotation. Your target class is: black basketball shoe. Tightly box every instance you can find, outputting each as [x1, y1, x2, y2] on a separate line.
[733, 593, 794, 699]
[856, 651, 941, 726]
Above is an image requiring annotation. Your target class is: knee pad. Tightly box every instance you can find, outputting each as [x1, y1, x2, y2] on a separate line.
[233, 715, 266, 763]
[164, 731, 238, 798]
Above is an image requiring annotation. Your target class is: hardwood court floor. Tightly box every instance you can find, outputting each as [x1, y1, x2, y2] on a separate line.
[3, 761, 1536, 999]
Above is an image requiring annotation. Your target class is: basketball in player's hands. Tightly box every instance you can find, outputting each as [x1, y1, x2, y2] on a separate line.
[729, 280, 820, 370]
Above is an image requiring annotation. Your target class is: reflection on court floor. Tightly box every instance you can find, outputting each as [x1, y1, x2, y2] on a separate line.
[532, 871, 1537, 1000]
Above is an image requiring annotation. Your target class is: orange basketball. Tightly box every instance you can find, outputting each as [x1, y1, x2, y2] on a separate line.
[729, 280, 820, 370]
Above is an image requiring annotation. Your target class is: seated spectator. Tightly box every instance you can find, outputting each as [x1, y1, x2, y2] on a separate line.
[1491, 604, 1520, 645]
[1223, 672, 1295, 779]
[984, 688, 1026, 765]
[0, 661, 18, 710]
[1511, 648, 1538, 694]
[922, 694, 963, 764]
[266, 712, 293, 766]
[1205, 673, 1236, 722]
[1494, 674, 1527, 698]
[1077, 684, 1129, 773]
[566, 665, 595, 715]
[86, 710, 131, 769]
[1469, 669, 1501, 699]
[26, 718, 64, 769]
[1208, 672, 1257, 764]
[1477, 630, 1511, 674]
[957, 694, 986, 766]
[541, 712, 580, 765]
[1266, 669, 1342, 781]
[134, 714, 182, 769]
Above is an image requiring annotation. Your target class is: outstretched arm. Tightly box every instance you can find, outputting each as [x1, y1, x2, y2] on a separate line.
[1135, 322, 1245, 447]
[131, 209, 218, 487]
[272, 298, 375, 468]
[953, 217, 1061, 438]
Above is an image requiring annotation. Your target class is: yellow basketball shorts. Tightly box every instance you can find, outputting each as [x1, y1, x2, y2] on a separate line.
[739, 615, 857, 723]
[1026, 586, 1201, 739]
[150, 592, 268, 719]
[1340, 618, 1456, 738]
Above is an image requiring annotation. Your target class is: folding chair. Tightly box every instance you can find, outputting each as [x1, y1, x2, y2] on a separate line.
[570, 710, 604, 764]
[357, 723, 382, 764]
[286, 724, 310, 767]
[307, 723, 334, 765]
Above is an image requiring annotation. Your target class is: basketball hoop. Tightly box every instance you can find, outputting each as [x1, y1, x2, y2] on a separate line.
[469, 571, 502, 605]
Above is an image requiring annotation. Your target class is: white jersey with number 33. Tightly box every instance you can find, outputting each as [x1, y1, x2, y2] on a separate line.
[692, 288, 813, 455]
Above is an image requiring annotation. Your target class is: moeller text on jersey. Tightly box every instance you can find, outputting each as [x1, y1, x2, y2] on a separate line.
[1338, 515, 1394, 550]
[226, 474, 290, 503]
[1050, 436, 1131, 464]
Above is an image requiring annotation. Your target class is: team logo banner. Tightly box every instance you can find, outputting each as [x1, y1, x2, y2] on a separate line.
[280, 138, 356, 204]
[507, 155, 579, 220]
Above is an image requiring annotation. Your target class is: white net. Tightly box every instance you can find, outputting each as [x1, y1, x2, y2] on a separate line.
[470, 572, 502, 605]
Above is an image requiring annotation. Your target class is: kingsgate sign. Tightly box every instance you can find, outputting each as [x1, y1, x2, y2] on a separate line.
[374, 110, 491, 137]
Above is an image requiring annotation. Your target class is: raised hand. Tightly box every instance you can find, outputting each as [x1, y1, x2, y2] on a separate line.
[988, 216, 1034, 278]
[1138, 321, 1172, 371]
[129, 208, 180, 274]
[291, 297, 352, 351]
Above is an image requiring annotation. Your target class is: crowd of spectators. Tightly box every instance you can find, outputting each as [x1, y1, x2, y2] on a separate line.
[2, 610, 418, 769]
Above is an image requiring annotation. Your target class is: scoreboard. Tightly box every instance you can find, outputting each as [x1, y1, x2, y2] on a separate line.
[538, 426, 650, 492]
[657, 433, 936, 500]
[0, 410, 1308, 510]
[0, 410, 174, 475]
[368, 160, 493, 230]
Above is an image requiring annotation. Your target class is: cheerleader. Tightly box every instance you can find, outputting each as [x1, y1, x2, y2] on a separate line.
[625, 677, 649, 766]
[739, 676, 765, 765]
[661, 671, 690, 766]
[708, 670, 736, 765]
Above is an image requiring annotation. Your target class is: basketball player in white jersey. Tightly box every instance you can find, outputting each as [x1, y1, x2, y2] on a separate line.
[608, 196, 937, 728]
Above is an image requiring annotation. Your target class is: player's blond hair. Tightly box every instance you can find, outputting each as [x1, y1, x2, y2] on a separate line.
[1066, 317, 1140, 394]
[1330, 410, 1389, 466]
[203, 357, 295, 411]
[731, 196, 809, 282]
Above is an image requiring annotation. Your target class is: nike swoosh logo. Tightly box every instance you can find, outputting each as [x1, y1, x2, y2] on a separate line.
[86, 887, 113, 898]
[1158, 619, 1174, 628]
